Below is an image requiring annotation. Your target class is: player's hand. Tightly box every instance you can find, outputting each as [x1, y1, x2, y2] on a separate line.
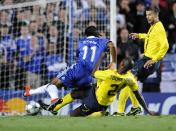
[108, 62, 116, 70]
[144, 60, 156, 69]
[148, 111, 160, 116]
[129, 33, 139, 40]
[140, 54, 144, 58]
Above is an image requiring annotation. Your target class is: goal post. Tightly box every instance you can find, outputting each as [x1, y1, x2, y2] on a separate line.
[109, 0, 117, 115]
[110, 0, 117, 46]
[0, 0, 117, 115]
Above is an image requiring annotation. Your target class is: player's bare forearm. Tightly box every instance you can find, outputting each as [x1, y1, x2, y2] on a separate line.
[133, 91, 160, 116]
[129, 33, 140, 40]
[144, 60, 156, 69]
[108, 41, 116, 70]
[108, 42, 117, 63]
[133, 91, 150, 114]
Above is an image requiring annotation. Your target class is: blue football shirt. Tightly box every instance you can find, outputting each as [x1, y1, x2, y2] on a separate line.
[77, 36, 109, 72]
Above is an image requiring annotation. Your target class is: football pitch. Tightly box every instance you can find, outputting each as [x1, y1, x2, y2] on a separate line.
[0, 116, 176, 131]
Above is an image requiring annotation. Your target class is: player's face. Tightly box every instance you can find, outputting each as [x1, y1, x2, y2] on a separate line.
[120, 29, 129, 40]
[118, 59, 126, 73]
[21, 26, 29, 36]
[146, 11, 156, 25]
[1, 27, 8, 35]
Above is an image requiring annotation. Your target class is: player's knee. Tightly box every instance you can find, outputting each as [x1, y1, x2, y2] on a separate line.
[51, 78, 62, 87]
[71, 91, 84, 99]
[70, 92, 78, 99]
[70, 106, 83, 117]
[70, 93, 75, 99]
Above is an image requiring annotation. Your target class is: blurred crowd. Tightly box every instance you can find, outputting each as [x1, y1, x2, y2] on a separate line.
[0, 0, 176, 92]
[0, 0, 110, 90]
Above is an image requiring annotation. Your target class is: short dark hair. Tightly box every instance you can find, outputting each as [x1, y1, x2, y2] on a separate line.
[146, 6, 160, 14]
[21, 22, 28, 27]
[136, 0, 145, 6]
[121, 57, 134, 73]
[85, 26, 100, 37]
[1, 24, 8, 28]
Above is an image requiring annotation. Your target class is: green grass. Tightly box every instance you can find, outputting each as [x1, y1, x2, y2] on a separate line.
[0, 116, 176, 131]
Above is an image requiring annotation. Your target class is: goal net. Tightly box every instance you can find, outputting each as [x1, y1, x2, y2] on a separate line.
[0, 0, 114, 115]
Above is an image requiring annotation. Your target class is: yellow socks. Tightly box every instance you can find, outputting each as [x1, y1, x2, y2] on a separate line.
[117, 86, 140, 113]
[88, 111, 105, 117]
[129, 89, 140, 108]
[54, 93, 74, 111]
[117, 86, 130, 113]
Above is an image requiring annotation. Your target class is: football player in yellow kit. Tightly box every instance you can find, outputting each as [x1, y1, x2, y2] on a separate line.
[116, 6, 169, 116]
[70, 58, 158, 116]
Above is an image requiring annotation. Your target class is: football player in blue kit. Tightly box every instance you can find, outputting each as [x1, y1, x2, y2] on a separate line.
[24, 26, 117, 113]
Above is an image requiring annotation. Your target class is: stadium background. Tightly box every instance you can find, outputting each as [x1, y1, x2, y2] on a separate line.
[0, 0, 176, 116]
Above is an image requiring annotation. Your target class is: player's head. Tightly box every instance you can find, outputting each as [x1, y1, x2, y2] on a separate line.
[118, 57, 134, 74]
[146, 6, 160, 24]
[85, 26, 100, 37]
[1, 24, 8, 35]
[20, 23, 29, 36]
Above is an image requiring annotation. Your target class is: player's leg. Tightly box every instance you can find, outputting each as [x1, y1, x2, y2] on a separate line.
[126, 89, 142, 116]
[37, 100, 58, 115]
[47, 63, 86, 111]
[70, 104, 94, 117]
[128, 61, 160, 115]
[25, 64, 75, 111]
[129, 89, 139, 108]
[115, 86, 130, 116]
[71, 86, 104, 117]
[131, 57, 146, 81]
[126, 59, 143, 116]
[54, 93, 74, 111]
[127, 56, 160, 115]
[24, 63, 75, 98]
[125, 57, 148, 116]
[88, 111, 106, 117]
[70, 92, 97, 117]
[24, 78, 61, 100]
[88, 100, 108, 117]
[24, 77, 63, 111]
[49, 63, 93, 111]
[117, 87, 141, 116]
[46, 78, 64, 111]
[54, 87, 91, 111]
[70, 106, 83, 116]
[47, 64, 82, 111]
[113, 58, 144, 116]
[132, 56, 161, 82]
[70, 102, 106, 117]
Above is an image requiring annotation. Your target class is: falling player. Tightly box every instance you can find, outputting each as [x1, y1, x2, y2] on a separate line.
[70, 57, 158, 116]
[24, 26, 117, 113]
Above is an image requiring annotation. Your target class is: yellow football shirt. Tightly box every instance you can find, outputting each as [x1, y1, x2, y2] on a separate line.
[94, 70, 138, 106]
[138, 21, 169, 61]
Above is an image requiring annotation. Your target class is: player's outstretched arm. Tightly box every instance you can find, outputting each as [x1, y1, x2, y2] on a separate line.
[129, 33, 147, 40]
[133, 91, 159, 116]
[129, 33, 139, 40]
[108, 41, 117, 70]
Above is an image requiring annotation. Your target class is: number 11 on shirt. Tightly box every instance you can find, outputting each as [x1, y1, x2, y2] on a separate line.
[82, 46, 96, 62]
